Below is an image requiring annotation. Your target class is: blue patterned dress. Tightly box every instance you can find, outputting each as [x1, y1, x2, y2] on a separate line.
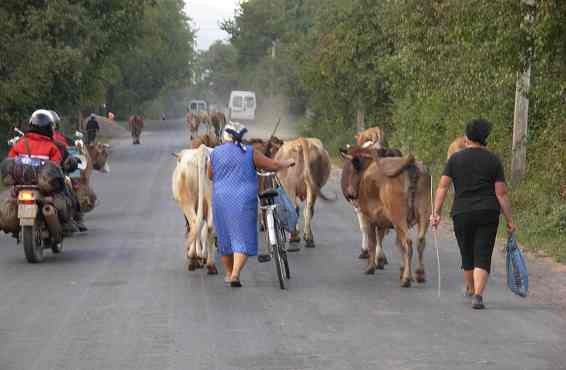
[211, 143, 258, 256]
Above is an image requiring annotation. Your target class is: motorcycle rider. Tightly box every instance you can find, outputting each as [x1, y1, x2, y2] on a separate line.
[50, 110, 88, 232]
[85, 114, 99, 144]
[8, 110, 78, 234]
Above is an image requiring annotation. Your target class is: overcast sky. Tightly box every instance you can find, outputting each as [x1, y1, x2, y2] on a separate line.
[184, 0, 238, 50]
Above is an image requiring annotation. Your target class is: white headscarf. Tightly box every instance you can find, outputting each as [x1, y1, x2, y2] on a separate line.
[223, 121, 248, 151]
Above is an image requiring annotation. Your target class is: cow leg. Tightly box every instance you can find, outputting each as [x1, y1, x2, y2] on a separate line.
[356, 207, 369, 259]
[364, 224, 377, 275]
[395, 227, 413, 287]
[376, 227, 387, 270]
[205, 227, 218, 275]
[303, 190, 315, 248]
[289, 207, 301, 243]
[415, 218, 428, 283]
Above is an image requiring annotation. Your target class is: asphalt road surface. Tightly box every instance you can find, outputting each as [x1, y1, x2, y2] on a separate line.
[1, 120, 565, 370]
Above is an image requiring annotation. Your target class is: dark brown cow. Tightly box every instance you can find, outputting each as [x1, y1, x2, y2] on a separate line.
[340, 145, 431, 287]
[209, 112, 227, 139]
[128, 115, 144, 144]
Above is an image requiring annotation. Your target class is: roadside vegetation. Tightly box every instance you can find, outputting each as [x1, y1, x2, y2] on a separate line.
[0, 0, 196, 152]
[200, 0, 565, 261]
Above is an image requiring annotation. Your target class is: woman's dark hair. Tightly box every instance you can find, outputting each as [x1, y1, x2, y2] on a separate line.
[465, 118, 492, 146]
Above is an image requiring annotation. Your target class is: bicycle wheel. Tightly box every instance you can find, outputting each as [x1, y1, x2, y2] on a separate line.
[273, 243, 285, 290]
[274, 214, 290, 281]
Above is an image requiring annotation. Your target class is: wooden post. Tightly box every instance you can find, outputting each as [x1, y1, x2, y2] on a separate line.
[511, 0, 534, 183]
[511, 67, 530, 183]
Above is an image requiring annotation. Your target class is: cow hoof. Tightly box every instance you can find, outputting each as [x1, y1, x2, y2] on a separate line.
[400, 278, 412, 288]
[289, 236, 301, 243]
[358, 250, 369, 259]
[365, 265, 376, 275]
[207, 265, 218, 275]
[305, 240, 315, 248]
[384, 256, 390, 265]
[377, 257, 387, 269]
[187, 260, 198, 271]
[415, 269, 426, 283]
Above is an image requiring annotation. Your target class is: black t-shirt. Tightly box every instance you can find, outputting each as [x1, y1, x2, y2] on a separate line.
[443, 147, 505, 217]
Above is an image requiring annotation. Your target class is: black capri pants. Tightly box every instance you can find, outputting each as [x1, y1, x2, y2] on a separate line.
[453, 210, 500, 273]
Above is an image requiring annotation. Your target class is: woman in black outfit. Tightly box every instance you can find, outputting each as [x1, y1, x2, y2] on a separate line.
[431, 119, 516, 309]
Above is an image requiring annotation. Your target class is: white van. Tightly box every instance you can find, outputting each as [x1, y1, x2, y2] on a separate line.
[228, 91, 256, 122]
[188, 100, 207, 114]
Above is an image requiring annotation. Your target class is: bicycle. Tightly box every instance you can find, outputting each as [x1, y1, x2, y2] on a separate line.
[257, 171, 290, 289]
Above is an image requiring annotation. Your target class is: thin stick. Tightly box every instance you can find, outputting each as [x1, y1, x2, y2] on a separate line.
[431, 175, 441, 298]
[269, 118, 281, 139]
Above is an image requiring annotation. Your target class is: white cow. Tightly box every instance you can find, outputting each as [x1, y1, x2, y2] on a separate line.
[172, 145, 217, 274]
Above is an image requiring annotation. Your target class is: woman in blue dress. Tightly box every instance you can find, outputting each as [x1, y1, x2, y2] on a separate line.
[208, 122, 294, 287]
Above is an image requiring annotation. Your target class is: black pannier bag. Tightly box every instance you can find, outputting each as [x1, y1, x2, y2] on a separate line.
[1, 157, 65, 194]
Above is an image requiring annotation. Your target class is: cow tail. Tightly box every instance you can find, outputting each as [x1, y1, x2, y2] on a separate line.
[406, 165, 419, 226]
[297, 138, 333, 202]
[195, 147, 206, 236]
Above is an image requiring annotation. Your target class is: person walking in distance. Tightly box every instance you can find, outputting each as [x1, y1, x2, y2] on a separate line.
[431, 118, 516, 309]
[85, 114, 99, 144]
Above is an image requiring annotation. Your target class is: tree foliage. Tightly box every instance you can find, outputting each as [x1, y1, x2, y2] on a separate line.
[210, 0, 566, 257]
[0, 0, 195, 142]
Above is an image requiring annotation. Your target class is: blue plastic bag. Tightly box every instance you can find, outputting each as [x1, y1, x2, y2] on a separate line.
[274, 186, 298, 233]
[506, 234, 528, 297]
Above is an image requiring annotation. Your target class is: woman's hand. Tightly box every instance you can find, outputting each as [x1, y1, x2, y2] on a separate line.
[506, 221, 517, 235]
[430, 213, 441, 230]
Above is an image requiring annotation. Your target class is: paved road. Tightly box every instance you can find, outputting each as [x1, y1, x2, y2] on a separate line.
[0, 120, 564, 370]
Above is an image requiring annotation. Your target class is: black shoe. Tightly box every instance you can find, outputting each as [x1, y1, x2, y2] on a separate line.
[76, 221, 88, 232]
[287, 245, 300, 252]
[472, 295, 485, 309]
[258, 254, 271, 263]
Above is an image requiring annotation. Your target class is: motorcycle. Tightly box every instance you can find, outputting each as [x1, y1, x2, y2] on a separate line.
[2, 128, 70, 263]
[16, 183, 64, 262]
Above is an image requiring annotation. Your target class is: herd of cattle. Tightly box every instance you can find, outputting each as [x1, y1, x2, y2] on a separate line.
[171, 123, 468, 288]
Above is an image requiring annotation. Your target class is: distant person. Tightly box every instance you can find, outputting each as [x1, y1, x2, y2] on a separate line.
[431, 118, 516, 309]
[161, 113, 166, 121]
[108, 112, 115, 121]
[86, 114, 99, 144]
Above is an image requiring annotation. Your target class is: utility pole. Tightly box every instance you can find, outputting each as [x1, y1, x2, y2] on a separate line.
[511, 0, 535, 183]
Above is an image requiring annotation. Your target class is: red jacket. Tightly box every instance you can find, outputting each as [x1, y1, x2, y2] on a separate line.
[53, 131, 69, 147]
[8, 133, 62, 165]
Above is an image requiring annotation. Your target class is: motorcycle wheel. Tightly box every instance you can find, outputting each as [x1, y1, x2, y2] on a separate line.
[22, 225, 44, 263]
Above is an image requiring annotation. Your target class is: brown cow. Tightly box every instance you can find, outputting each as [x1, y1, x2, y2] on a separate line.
[86, 143, 110, 174]
[273, 137, 332, 247]
[447, 136, 466, 159]
[355, 127, 386, 149]
[209, 112, 226, 139]
[128, 115, 144, 144]
[340, 146, 431, 287]
[191, 134, 220, 149]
